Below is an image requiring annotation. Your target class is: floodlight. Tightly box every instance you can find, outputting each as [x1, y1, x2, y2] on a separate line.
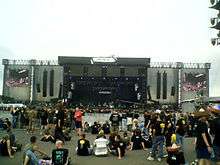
[211, 18, 216, 25]
[210, 0, 215, 5]
[211, 38, 216, 45]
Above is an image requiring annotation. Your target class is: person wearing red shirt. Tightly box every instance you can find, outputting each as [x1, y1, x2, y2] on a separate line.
[74, 107, 83, 136]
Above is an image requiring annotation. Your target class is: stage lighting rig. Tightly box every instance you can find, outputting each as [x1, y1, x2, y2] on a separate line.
[210, 0, 220, 46]
[211, 38, 220, 45]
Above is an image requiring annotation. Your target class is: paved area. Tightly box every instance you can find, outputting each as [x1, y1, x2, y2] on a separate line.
[0, 129, 197, 165]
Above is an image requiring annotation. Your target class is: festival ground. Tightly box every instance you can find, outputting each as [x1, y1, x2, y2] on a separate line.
[0, 129, 197, 165]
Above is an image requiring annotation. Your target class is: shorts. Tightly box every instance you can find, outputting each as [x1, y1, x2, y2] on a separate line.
[213, 145, 220, 161]
[75, 121, 82, 129]
[196, 148, 211, 159]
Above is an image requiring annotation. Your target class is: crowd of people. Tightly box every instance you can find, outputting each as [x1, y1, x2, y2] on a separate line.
[0, 101, 220, 165]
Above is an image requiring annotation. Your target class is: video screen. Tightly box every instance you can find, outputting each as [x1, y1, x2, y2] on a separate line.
[182, 73, 207, 92]
[5, 68, 29, 87]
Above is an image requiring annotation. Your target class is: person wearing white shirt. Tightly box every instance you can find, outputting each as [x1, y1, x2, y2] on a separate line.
[93, 133, 109, 156]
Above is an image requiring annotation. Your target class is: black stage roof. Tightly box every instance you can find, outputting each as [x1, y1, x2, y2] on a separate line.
[58, 56, 150, 66]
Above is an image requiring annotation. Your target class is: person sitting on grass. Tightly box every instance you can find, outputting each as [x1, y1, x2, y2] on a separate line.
[23, 136, 48, 165]
[7, 127, 22, 152]
[52, 140, 69, 165]
[122, 132, 131, 149]
[76, 133, 93, 156]
[54, 126, 65, 143]
[114, 135, 126, 160]
[108, 132, 117, 151]
[40, 128, 56, 143]
[2, 118, 12, 130]
[83, 122, 90, 133]
[91, 122, 100, 134]
[94, 131, 109, 156]
[102, 121, 111, 135]
[130, 129, 147, 151]
[0, 134, 14, 158]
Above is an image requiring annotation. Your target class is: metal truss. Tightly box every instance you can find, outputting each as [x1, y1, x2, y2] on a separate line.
[182, 63, 211, 69]
[150, 62, 178, 68]
[150, 62, 211, 69]
[2, 59, 58, 66]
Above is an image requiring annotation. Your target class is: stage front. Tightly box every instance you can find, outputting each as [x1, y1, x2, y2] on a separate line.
[58, 56, 150, 106]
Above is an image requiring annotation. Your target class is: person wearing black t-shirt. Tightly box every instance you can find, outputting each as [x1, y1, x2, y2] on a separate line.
[56, 102, 65, 128]
[130, 129, 146, 150]
[175, 115, 186, 148]
[76, 134, 92, 156]
[165, 119, 175, 147]
[91, 122, 100, 134]
[210, 112, 220, 165]
[52, 140, 69, 165]
[102, 121, 111, 134]
[195, 116, 212, 165]
[115, 135, 126, 159]
[40, 108, 48, 131]
[54, 126, 65, 142]
[109, 111, 121, 133]
[147, 114, 166, 162]
[56, 109, 65, 128]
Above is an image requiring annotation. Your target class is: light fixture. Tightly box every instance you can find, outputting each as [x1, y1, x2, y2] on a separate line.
[210, 18, 216, 25]
[217, 31, 220, 37]
[210, 0, 215, 5]
[211, 38, 217, 45]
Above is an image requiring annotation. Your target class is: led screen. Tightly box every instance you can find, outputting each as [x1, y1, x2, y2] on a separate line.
[182, 73, 207, 92]
[5, 68, 29, 87]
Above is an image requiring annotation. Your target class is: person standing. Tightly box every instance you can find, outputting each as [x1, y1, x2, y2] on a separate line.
[175, 114, 186, 148]
[209, 107, 220, 165]
[109, 111, 120, 133]
[40, 108, 48, 131]
[147, 114, 166, 162]
[19, 108, 26, 129]
[10, 107, 19, 128]
[74, 107, 83, 136]
[56, 102, 65, 129]
[195, 115, 212, 165]
[121, 111, 127, 131]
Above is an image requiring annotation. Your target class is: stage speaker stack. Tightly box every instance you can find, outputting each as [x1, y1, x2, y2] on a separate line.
[171, 86, 175, 96]
[156, 72, 161, 99]
[162, 72, 167, 99]
[42, 70, 48, 97]
[49, 70, 54, 97]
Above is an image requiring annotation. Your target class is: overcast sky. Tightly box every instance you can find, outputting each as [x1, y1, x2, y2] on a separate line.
[0, 0, 220, 96]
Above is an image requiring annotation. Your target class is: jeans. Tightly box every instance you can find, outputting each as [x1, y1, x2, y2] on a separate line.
[121, 119, 127, 131]
[176, 134, 184, 148]
[12, 116, 18, 128]
[151, 135, 165, 158]
[213, 145, 220, 161]
[26, 150, 39, 165]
